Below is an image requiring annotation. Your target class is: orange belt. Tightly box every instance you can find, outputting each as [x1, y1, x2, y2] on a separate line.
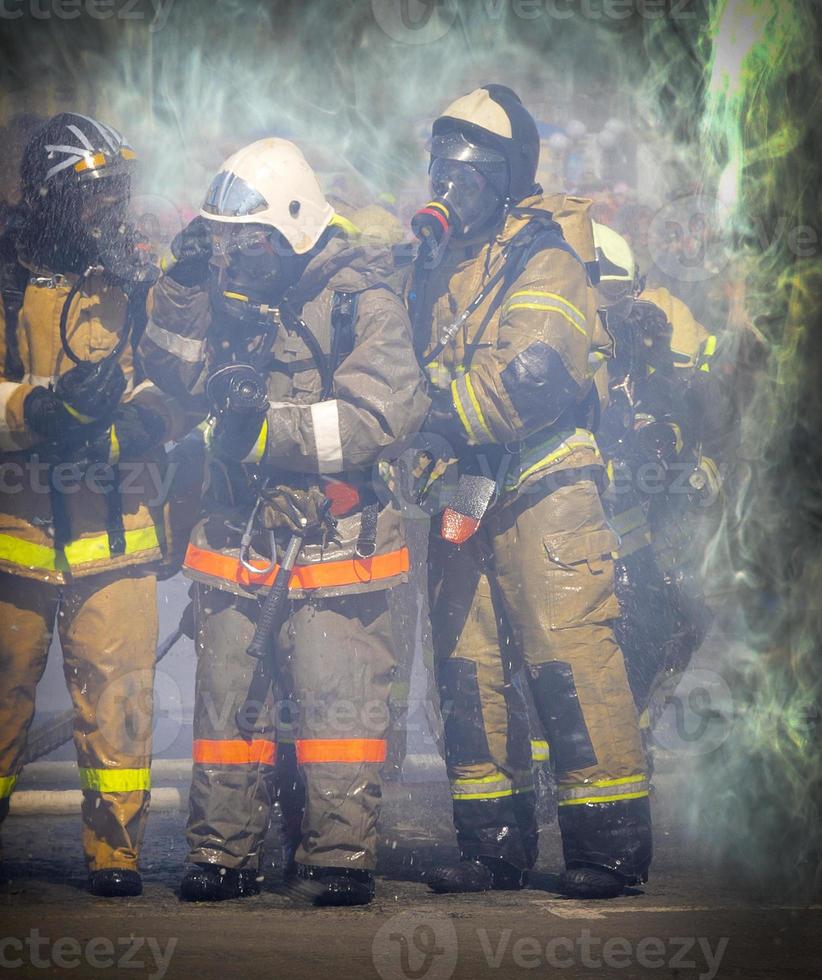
[193, 738, 277, 766]
[296, 738, 387, 765]
[184, 543, 409, 590]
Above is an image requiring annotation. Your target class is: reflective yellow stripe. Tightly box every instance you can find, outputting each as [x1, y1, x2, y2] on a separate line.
[507, 428, 601, 490]
[0, 533, 60, 570]
[223, 290, 249, 302]
[0, 774, 18, 799]
[64, 526, 160, 566]
[426, 201, 449, 216]
[698, 335, 717, 372]
[505, 289, 586, 326]
[242, 417, 268, 464]
[451, 772, 534, 801]
[503, 302, 588, 338]
[463, 373, 494, 441]
[581, 773, 648, 789]
[531, 739, 550, 762]
[79, 768, 151, 792]
[452, 374, 493, 443]
[557, 773, 649, 806]
[558, 790, 649, 806]
[0, 526, 160, 572]
[450, 378, 476, 442]
[108, 425, 120, 464]
[63, 402, 95, 424]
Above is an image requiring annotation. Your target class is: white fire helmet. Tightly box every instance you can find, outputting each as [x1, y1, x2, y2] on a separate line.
[200, 138, 334, 255]
[592, 221, 638, 313]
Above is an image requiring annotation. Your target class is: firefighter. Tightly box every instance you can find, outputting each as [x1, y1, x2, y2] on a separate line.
[408, 85, 652, 900]
[593, 222, 723, 715]
[139, 138, 428, 906]
[0, 113, 183, 896]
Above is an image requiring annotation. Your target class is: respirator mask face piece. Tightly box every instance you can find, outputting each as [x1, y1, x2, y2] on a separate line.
[599, 281, 636, 327]
[209, 222, 296, 301]
[411, 129, 509, 248]
[428, 158, 504, 239]
[207, 222, 304, 331]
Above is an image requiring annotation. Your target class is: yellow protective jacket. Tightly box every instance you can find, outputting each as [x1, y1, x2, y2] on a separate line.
[641, 285, 716, 375]
[139, 232, 430, 601]
[0, 262, 186, 583]
[412, 193, 609, 496]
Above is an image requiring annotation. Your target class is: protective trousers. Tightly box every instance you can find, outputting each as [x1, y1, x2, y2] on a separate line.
[0, 571, 157, 870]
[429, 477, 653, 883]
[187, 584, 395, 872]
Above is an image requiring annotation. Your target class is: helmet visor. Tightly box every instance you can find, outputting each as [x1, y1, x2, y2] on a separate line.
[427, 130, 507, 166]
[202, 171, 269, 218]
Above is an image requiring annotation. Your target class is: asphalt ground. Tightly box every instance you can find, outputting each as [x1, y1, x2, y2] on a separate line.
[2, 760, 820, 980]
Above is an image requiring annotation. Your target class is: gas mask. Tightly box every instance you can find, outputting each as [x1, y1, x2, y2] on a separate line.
[208, 222, 305, 327]
[412, 130, 509, 249]
[30, 174, 133, 276]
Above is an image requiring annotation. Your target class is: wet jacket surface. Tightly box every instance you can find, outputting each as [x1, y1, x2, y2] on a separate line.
[0, 261, 183, 583]
[412, 193, 611, 496]
[140, 232, 430, 600]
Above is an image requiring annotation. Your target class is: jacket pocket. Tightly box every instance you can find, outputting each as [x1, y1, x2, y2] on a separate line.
[543, 526, 619, 629]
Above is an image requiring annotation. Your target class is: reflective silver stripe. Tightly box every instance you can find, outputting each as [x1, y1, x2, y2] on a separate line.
[0, 381, 21, 450]
[145, 319, 206, 363]
[310, 399, 343, 474]
[557, 775, 650, 805]
[451, 774, 533, 801]
[45, 155, 83, 181]
[452, 374, 493, 442]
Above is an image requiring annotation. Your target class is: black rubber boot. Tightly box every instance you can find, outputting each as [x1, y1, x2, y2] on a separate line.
[427, 857, 527, 894]
[558, 866, 625, 899]
[179, 864, 260, 902]
[88, 869, 143, 897]
[297, 866, 375, 907]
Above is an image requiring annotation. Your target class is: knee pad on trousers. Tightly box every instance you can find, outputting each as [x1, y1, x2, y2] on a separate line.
[529, 661, 597, 773]
[504, 674, 534, 772]
[558, 795, 652, 884]
[453, 791, 538, 871]
[439, 658, 491, 767]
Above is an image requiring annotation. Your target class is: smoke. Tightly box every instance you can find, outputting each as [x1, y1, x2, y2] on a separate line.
[2, 0, 821, 895]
